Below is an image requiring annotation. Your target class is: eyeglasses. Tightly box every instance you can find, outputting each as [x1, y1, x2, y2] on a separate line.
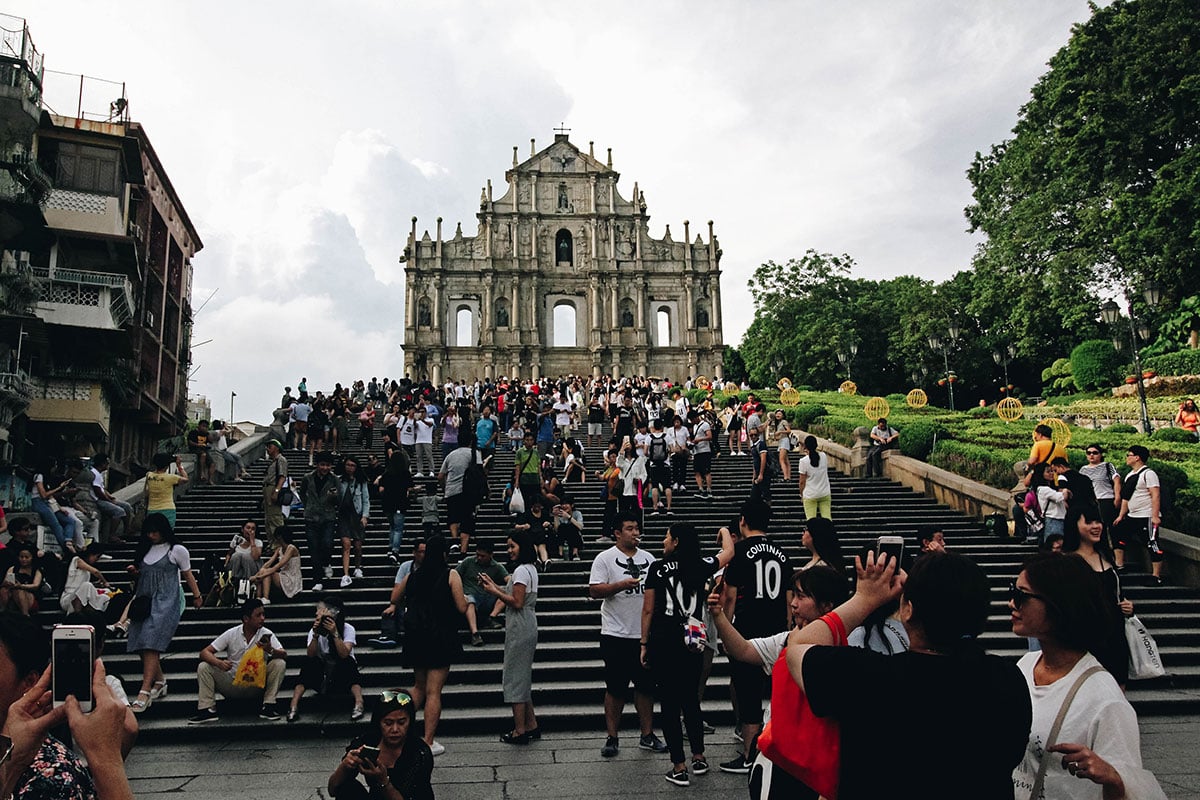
[380, 689, 413, 706]
[1008, 580, 1052, 609]
[1085, 450, 1101, 455]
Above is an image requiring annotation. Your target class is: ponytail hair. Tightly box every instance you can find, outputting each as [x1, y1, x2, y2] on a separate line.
[804, 435, 820, 467]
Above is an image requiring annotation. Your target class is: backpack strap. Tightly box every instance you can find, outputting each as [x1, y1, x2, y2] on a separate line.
[1030, 665, 1105, 800]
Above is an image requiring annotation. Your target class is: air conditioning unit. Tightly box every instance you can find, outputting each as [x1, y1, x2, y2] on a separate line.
[128, 222, 143, 240]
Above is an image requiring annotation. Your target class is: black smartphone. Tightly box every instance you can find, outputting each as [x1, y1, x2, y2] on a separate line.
[359, 745, 381, 764]
[52, 624, 94, 710]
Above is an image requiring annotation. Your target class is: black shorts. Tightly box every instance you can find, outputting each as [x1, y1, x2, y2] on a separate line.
[445, 493, 475, 530]
[730, 659, 769, 725]
[599, 634, 653, 698]
[648, 462, 671, 488]
[694, 452, 713, 476]
[1114, 516, 1164, 562]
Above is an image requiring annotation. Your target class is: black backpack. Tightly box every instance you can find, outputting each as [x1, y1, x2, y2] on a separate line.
[648, 434, 669, 464]
[463, 453, 488, 505]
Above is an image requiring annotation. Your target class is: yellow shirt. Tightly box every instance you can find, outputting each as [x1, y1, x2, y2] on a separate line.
[145, 472, 183, 511]
[1029, 439, 1066, 465]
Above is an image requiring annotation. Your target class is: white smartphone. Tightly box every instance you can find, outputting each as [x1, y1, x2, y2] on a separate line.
[52, 624, 95, 710]
[875, 535, 905, 571]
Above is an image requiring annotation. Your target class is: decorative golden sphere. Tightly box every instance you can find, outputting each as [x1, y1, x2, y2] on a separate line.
[1039, 417, 1072, 448]
[905, 389, 928, 409]
[997, 397, 1024, 423]
[780, 387, 801, 407]
[863, 397, 891, 420]
[777, 377, 793, 391]
[695, 375, 710, 390]
[723, 381, 739, 393]
[839, 380, 858, 395]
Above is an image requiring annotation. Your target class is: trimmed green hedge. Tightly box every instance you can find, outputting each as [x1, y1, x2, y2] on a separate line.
[790, 404, 829, 429]
[1143, 349, 1200, 376]
[899, 421, 946, 461]
[1152, 426, 1199, 443]
[929, 441, 1017, 490]
[1106, 424, 1138, 434]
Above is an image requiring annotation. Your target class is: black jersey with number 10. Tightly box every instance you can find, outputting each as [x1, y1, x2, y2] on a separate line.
[725, 537, 790, 638]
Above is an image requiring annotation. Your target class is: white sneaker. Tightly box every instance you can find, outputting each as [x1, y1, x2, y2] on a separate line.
[429, 741, 445, 756]
[353, 568, 364, 579]
[260, 598, 271, 605]
[340, 575, 353, 588]
[324, 566, 333, 579]
[312, 582, 324, 592]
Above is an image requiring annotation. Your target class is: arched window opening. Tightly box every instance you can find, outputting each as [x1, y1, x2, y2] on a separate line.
[695, 303, 709, 329]
[556, 229, 573, 266]
[657, 307, 671, 346]
[456, 306, 473, 346]
[620, 298, 635, 328]
[553, 302, 577, 347]
[417, 298, 431, 328]
[495, 298, 510, 328]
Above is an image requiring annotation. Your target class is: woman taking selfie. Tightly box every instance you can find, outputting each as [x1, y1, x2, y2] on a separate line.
[328, 689, 434, 800]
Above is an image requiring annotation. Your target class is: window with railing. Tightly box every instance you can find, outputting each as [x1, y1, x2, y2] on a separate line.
[42, 140, 121, 197]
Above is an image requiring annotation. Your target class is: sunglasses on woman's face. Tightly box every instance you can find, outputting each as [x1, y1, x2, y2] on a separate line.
[1008, 580, 1051, 609]
[380, 690, 413, 706]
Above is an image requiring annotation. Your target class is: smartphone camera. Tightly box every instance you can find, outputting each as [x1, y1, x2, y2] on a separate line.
[875, 535, 905, 571]
[52, 624, 95, 711]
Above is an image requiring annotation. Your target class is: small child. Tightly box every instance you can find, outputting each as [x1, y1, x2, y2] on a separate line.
[506, 420, 525, 452]
[421, 479, 440, 537]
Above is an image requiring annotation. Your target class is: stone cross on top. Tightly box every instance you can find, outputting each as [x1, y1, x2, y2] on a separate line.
[553, 123, 571, 136]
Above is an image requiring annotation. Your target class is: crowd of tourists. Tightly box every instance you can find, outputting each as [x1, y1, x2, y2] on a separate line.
[0, 371, 1171, 799]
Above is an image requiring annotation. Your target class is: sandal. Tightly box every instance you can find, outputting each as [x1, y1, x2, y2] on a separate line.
[130, 690, 152, 713]
[350, 706, 365, 721]
[286, 708, 299, 723]
[150, 680, 168, 700]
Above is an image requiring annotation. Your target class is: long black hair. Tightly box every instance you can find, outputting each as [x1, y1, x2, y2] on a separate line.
[804, 517, 846, 575]
[804, 435, 820, 467]
[1062, 505, 1115, 565]
[665, 522, 708, 594]
[134, 512, 179, 566]
[407, 535, 450, 596]
[508, 530, 538, 567]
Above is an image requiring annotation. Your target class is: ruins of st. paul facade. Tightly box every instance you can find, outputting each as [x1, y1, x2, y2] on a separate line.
[402, 132, 724, 383]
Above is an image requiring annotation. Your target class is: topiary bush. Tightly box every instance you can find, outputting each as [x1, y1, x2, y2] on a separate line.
[967, 406, 993, 419]
[790, 404, 828, 429]
[1070, 340, 1123, 391]
[1143, 349, 1200, 377]
[885, 393, 908, 406]
[1041, 357, 1076, 395]
[1152, 426, 1199, 443]
[898, 420, 947, 461]
[1106, 423, 1138, 434]
[685, 388, 708, 407]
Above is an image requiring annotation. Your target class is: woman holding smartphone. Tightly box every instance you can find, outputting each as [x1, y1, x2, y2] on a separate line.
[328, 689, 434, 800]
[480, 531, 540, 745]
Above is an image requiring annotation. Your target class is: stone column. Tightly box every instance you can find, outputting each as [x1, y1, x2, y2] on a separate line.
[710, 277, 722, 331]
[610, 283, 619, 330]
[511, 279, 519, 332]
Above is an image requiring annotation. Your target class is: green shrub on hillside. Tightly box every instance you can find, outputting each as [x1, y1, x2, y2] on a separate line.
[1152, 426, 1198, 443]
[809, 418, 856, 447]
[1070, 340, 1122, 391]
[1143, 349, 1200, 376]
[929, 441, 1017, 490]
[1106, 423, 1138, 434]
[899, 421, 946, 461]
[790, 404, 828, 429]
[686, 388, 708, 406]
[1041, 358, 1076, 394]
[1172, 488, 1200, 537]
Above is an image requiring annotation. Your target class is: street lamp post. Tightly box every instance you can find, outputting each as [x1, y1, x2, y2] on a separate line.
[928, 324, 960, 411]
[1102, 282, 1160, 434]
[992, 344, 1015, 392]
[836, 340, 858, 382]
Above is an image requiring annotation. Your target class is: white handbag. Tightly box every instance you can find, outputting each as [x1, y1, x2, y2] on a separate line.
[1125, 615, 1166, 680]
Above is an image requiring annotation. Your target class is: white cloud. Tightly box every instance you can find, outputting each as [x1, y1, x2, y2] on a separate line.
[27, 0, 1096, 421]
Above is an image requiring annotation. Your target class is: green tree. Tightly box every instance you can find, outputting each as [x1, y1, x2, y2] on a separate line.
[966, 0, 1200, 333]
[721, 345, 748, 384]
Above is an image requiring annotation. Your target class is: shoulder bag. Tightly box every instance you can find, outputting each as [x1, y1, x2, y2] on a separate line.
[1029, 665, 1105, 800]
[757, 611, 847, 799]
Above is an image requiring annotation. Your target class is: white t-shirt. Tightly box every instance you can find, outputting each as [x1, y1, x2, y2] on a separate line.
[692, 420, 712, 454]
[1013, 651, 1165, 800]
[634, 431, 651, 458]
[1125, 468, 1160, 518]
[553, 402, 573, 427]
[749, 631, 788, 676]
[142, 543, 191, 571]
[399, 418, 418, 446]
[1036, 485, 1068, 520]
[796, 451, 831, 499]
[513, 562, 539, 595]
[665, 425, 689, 452]
[589, 545, 655, 639]
[415, 417, 435, 445]
[209, 624, 281, 664]
[305, 621, 358, 661]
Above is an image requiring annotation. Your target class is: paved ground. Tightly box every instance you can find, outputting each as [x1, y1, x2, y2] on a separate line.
[126, 718, 1200, 799]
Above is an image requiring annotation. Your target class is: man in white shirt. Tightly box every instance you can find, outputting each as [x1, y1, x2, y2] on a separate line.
[190, 598, 288, 723]
[588, 512, 666, 758]
[688, 410, 715, 499]
[399, 408, 419, 470]
[553, 398, 575, 439]
[1113, 445, 1164, 583]
[414, 409, 436, 477]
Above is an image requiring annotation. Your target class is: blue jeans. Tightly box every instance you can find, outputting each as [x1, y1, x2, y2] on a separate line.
[31, 497, 76, 549]
[389, 511, 406, 552]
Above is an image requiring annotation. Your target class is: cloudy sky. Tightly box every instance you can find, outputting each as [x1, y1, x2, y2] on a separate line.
[26, 1, 1095, 422]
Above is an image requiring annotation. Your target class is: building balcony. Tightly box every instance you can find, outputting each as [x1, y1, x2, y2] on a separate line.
[26, 377, 110, 437]
[31, 266, 135, 329]
[0, 16, 43, 139]
[43, 188, 128, 238]
[0, 151, 51, 206]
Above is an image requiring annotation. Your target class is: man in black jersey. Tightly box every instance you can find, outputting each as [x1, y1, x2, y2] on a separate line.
[718, 500, 789, 773]
[611, 394, 637, 444]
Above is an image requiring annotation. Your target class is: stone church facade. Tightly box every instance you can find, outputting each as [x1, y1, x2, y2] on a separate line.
[401, 133, 724, 383]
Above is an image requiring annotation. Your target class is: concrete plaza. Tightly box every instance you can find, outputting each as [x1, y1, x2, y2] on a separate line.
[126, 717, 1200, 799]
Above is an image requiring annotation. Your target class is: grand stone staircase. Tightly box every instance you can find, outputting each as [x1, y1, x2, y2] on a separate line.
[88, 419, 1198, 742]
